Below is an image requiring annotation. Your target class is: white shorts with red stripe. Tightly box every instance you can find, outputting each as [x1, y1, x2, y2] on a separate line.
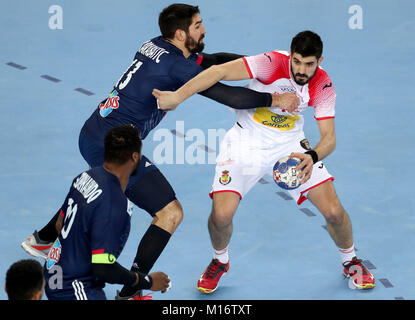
[209, 124, 334, 205]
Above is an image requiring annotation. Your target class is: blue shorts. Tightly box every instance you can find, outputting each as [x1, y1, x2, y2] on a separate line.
[78, 127, 176, 216]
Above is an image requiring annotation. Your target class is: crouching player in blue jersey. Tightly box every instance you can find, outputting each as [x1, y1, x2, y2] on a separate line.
[22, 4, 288, 299]
[44, 125, 171, 300]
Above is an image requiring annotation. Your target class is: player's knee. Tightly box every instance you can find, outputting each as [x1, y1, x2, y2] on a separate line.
[167, 200, 184, 226]
[323, 203, 346, 226]
[156, 200, 183, 229]
[210, 207, 235, 229]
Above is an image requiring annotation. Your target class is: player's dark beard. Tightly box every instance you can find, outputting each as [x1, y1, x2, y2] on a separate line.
[185, 33, 205, 54]
[290, 63, 318, 86]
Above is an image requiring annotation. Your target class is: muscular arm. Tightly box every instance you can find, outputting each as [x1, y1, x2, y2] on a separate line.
[179, 58, 251, 99]
[153, 57, 300, 111]
[198, 82, 272, 109]
[198, 52, 275, 109]
[313, 118, 336, 161]
[291, 118, 336, 184]
[153, 58, 256, 109]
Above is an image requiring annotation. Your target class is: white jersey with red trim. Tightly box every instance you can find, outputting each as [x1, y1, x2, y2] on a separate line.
[234, 50, 336, 147]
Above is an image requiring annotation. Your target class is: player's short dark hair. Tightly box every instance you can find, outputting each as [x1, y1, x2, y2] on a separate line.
[159, 3, 200, 39]
[5, 259, 44, 300]
[290, 30, 323, 59]
[104, 124, 142, 165]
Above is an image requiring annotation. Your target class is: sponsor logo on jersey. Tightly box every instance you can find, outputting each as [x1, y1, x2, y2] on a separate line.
[46, 238, 62, 270]
[145, 161, 152, 168]
[323, 82, 332, 90]
[99, 90, 120, 117]
[264, 53, 272, 62]
[219, 170, 232, 185]
[253, 107, 299, 130]
[278, 86, 297, 93]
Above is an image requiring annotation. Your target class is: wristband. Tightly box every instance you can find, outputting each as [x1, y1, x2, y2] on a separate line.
[136, 272, 153, 290]
[305, 150, 318, 164]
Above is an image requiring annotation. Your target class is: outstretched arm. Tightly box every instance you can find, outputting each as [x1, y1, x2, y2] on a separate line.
[199, 52, 245, 69]
[153, 58, 250, 110]
[180, 58, 252, 98]
[153, 58, 300, 112]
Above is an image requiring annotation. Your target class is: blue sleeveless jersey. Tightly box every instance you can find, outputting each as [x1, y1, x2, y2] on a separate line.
[82, 36, 202, 142]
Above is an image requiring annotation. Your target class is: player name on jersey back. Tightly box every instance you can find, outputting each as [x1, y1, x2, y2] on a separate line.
[72, 172, 103, 204]
[139, 40, 169, 63]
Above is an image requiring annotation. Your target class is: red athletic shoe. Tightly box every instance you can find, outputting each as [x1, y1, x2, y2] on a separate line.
[343, 257, 375, 289]
[197, 259, 230, 294]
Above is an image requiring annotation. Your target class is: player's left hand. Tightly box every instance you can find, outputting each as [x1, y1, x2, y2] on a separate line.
[152, 89, 181, 111]
[290, 152, 313, 184]
[149, 271, 171, 293]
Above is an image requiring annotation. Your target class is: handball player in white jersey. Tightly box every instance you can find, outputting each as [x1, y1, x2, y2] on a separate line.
[153, 31, 375, 293]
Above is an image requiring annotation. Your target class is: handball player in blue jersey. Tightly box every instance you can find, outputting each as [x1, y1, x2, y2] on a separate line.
[44, 125, 170, 300]
[21, 4, 283, 299]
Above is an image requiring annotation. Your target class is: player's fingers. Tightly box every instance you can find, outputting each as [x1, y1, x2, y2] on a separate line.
[289, 152, 305, 172]
[297, 158, 310, 171]
[286, 101, 297, 113]
[289, 152, 302, 159]
[162, 276, 172, 293]
[299, 167, 312, 184]
[285, 96, 299, 112]
[297, 160, 313, 182]
[300, 175, 309, 184]
[152, 88, 161, 98]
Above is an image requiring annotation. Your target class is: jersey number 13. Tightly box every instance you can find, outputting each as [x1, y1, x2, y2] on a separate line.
[116, 59, 143, 90]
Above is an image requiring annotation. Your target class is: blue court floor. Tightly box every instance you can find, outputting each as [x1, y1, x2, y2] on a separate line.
[0, 0, 414, 301]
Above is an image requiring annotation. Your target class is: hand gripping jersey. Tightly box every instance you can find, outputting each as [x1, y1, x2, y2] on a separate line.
[83, 36, 203, 143]
[237, 50, 336, 147]
[44, 167, 133, 299]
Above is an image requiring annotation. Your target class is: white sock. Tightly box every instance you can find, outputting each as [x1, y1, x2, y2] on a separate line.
[339, 244, 356, 265]
[213, 246, 229, 264]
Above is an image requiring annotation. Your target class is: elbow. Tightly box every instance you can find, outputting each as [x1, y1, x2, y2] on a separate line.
[208, 64, 226, 81]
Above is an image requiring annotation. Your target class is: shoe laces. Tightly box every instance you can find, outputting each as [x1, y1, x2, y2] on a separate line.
[205, 259, 222, 279]
[131, 293, 152, 300]
[345, 257, 369, 276]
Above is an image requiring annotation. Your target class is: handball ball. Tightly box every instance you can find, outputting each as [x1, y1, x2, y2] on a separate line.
[273, 156, 301, 190]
